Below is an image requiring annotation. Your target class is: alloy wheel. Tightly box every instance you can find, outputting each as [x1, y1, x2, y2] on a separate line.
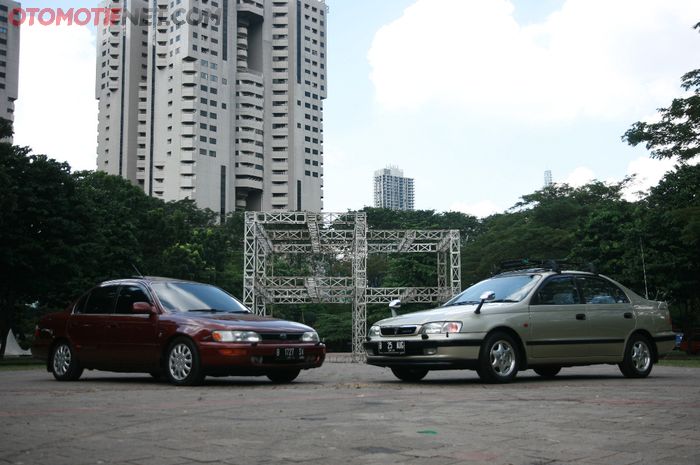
[168, 343, 193, 381]
[489, 340, 516, 377]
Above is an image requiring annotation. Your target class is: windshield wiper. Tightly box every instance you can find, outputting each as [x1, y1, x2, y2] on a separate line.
[188, 309, 228, 313]
[491, 299, 518, 303]
[445, 300, 479, 307]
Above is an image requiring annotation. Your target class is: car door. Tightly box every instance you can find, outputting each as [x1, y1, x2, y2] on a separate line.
[100, 284, 160, 370]
[528, 275, 592, 359]
[66, 285, 119, 367]
[576, 276, 635, 357]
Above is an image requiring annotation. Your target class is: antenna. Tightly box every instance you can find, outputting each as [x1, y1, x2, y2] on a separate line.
[639, 238, 649, 299]
[131, 263, 144, 278]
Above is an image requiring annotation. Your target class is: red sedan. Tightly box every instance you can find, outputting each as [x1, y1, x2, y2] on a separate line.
[32, 277, 325, 385]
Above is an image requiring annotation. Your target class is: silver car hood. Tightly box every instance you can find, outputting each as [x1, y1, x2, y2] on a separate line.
[373, 303, 515, 327]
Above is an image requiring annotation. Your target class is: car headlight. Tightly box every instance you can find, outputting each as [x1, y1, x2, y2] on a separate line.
[212, 330, 261, 343]
[302, 331, 320, 343]
[421, 321, 462, 335]
[368, 325, 380, 337]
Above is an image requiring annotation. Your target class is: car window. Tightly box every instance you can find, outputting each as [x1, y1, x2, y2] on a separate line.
[150, 281, 250, 313]
[444, 274, 542, 306]
[115, 285, 152, 314]
[533, 277, 581, 305]
[72, 293, 89, 314]
[81, 285, 119, 314]
[578, 277, 630, 304]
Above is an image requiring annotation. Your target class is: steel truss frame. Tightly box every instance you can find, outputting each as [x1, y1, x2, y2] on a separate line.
[243, 212, 461, 361]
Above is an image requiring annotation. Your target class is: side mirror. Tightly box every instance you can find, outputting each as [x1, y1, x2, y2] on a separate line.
[474, 291, 496, 315]
[132, 302, 155, 315]
[389, 299, 401, 317]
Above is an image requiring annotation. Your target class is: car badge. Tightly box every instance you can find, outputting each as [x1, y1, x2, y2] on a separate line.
[280, 333, 287, 339]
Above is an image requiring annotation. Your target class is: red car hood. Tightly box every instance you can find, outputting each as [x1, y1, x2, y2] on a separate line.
[167, 312, 315, 332]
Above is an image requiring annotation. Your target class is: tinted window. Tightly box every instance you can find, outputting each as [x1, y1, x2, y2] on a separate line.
[534, 277, 581, 305]
[115, 285, 152, 314]
[72, 293, 89, 314]
[82, 286, 119, 314]
[578, 277, 629, 304]
[150, 282, 250, 313]
[444, 274, 542, 306]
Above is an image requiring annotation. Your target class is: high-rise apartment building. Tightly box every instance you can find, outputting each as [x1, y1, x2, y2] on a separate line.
[544, 169, 553, 188]
[374, 166, 415, 211]
[96, 0, 327, 215]
[0, 0, 20, 131]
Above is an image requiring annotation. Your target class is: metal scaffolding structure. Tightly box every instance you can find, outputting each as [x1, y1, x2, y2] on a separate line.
[243, 212, 461, 360]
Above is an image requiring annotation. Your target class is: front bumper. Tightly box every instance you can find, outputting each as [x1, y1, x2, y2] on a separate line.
[363, 337, 482, 370]
[198, 342, 326, 374]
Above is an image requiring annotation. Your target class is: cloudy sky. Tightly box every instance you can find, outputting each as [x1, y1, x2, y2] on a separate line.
[13, 0, 700, 216]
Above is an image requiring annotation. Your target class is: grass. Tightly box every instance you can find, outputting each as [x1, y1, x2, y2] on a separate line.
[659, 354, 700, 368]
[0, 357, 44, 371]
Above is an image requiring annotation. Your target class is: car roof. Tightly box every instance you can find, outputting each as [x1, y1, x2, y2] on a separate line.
[493, 269, 600, 278]
[98, 276, 205, 287]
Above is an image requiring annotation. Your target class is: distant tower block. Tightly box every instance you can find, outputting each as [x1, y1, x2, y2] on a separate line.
[374, 166, 415, 210]
[544, 170, 553, 188]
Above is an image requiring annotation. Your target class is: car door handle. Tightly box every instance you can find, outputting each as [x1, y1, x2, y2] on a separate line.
[624, 312, 633, 319]
[576, 314, 586, 321]
[106, 323, 119, 329]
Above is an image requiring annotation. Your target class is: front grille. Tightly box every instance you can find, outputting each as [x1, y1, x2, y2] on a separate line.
[380, 326, 418, 336]
[260, 333, 303, 342]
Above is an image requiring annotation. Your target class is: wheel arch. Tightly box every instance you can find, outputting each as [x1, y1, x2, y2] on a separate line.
[482, 326, 529, 370]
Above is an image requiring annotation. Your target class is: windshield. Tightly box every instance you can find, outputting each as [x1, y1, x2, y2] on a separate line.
[151, 282, 251, 313]
[444, 274, 542, 306]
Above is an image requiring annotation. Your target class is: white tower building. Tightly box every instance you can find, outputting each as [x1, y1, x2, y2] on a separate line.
[374, 166, 415, 211]
[96, 0, 327, 215]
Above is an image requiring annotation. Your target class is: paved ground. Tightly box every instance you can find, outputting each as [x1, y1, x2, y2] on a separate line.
[0, 360, 699, 465]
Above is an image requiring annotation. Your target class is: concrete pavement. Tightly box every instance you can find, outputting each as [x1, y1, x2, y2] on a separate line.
[1, 361, 699, 465]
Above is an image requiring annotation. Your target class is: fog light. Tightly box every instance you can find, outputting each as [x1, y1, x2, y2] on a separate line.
[424, 348, 437, 355]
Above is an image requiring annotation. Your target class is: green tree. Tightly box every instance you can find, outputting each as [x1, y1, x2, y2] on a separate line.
[638, 164, 700, 333]
[0, 126, 82, 357]
[623, 23, 700, 161]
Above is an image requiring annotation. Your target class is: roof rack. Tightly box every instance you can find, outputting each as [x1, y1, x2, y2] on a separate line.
[496, 259, 598, 275]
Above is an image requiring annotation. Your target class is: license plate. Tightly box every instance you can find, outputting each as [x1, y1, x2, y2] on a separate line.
[378, 340, 406, 355]
[275, 347, 304, 360]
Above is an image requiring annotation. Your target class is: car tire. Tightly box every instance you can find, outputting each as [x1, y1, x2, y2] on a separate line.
[390, 367, 429, 382]
[619, 334, 653, 378]
[267, 369, 301, 384]
[533, 366, 561, 378]
[165, 338, 204, 386]
[477, 332, 519, 383]
[50, 341, 83, 381]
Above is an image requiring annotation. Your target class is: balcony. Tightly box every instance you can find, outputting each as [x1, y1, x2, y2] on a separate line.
[182, 86, 196, 98]
[235, 177, 264, 190]
[181, 73, 197, 86]
[180, 137, 196, 150]
[237, 0, 264, 20]
[180, 163, 195, 176]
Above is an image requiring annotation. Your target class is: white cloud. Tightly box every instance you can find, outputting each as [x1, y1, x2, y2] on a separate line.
[449, 200, 502, 218]
[623, 156, 677, 199]
[368, 0, 700, 122]
[565, 166, 596, 187]
[14, 25, 98, 171]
